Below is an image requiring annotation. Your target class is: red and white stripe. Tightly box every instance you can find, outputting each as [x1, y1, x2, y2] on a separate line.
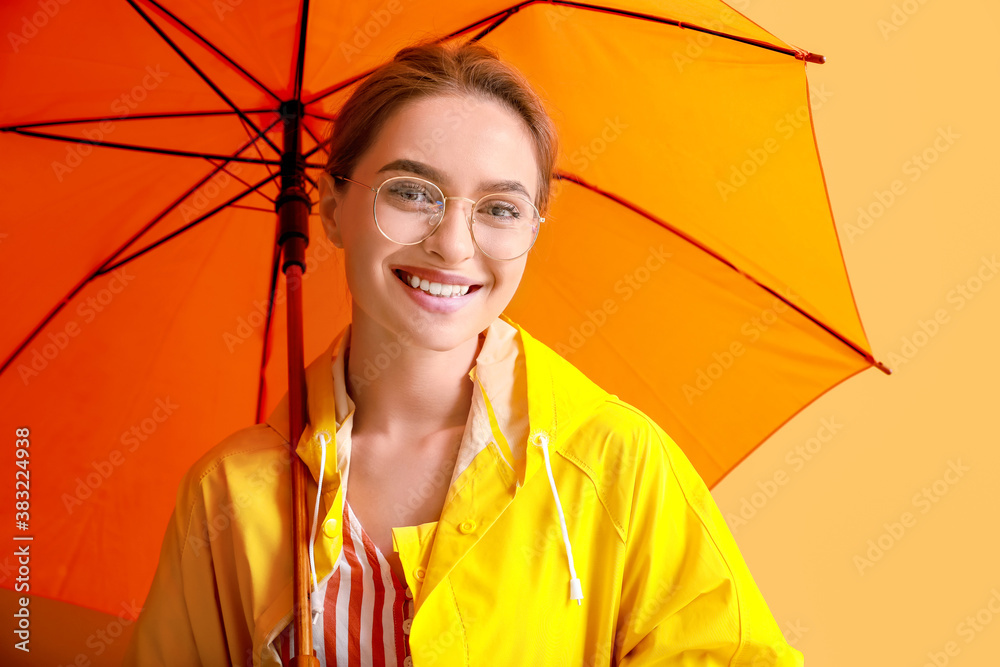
[274, 501, 415, 666]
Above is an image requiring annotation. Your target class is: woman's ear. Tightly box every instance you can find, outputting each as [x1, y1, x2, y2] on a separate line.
[318, 172, 344, 248]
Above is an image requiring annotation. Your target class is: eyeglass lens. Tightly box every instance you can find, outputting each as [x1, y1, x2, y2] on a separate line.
[374, 177, 539, 260]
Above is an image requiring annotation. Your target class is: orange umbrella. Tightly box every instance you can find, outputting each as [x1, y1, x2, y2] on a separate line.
[0, 0, 887, 662]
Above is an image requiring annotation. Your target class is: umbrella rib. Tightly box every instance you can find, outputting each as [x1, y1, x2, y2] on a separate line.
[302, 8, 514, 106]
[555, 171, 889, 374]
[294, 114, 323, 188]
[303, 70, 370, 108]
[468, 10, 514, 42]
[302, 143, 328, 162]
[140, 0, 282, 103]
[234, 113, 279, 185]
[0, 169, 277, 378]
[304, 111, 334, 122]
[97, 173, 280, 277]
[292, 0, 311, 102]
[526, 0, 825, 63]
[18, 116, 276, 288]
[101, 141, 277, 268]
[301, 2, 821, 108]
[229, 203, 278, 213]
[0, 109, 275, 133]
[10, 120, 280, 277]
[5, 128, 281, 165]
[103, 124, 277, 269]
[303, 119, 324, 151]
[124, 0, 281, 156]
[206, 157, 276, 204]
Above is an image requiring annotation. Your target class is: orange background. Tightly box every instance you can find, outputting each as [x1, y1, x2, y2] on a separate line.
[710, 0, 1000, 665]
[3, 1, 998, 665]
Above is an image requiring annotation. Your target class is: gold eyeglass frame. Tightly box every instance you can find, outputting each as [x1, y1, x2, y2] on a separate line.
[332, 174, 545, 261]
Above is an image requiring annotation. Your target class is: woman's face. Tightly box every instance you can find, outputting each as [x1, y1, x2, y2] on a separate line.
[319, 94, 540, 352]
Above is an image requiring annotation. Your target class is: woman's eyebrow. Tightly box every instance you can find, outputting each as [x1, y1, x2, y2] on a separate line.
[482, 179, 531, 199]
[376, 159, 531, 199]
[376, 158, 443, 182]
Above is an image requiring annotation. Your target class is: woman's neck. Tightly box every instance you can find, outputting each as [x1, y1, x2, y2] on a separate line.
[344, 314, 485, 444]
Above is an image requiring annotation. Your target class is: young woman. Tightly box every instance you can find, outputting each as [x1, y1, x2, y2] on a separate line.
[125, 41, 803, 667]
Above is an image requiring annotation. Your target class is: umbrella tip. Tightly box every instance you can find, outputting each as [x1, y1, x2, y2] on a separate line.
[874, 359, 893, 375]
[804, 52, 826, 64]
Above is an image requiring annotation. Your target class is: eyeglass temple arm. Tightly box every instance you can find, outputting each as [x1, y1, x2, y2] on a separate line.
[331, 175, 377, 193]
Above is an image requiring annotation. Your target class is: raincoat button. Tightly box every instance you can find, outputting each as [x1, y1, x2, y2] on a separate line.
[402, 618, 412, 634]
[458, 519, 477, 534]
[322, 518, 338, 537]
[413, 566, 426, 581]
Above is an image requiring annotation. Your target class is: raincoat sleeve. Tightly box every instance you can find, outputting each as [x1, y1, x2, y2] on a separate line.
[123, 463, 234, 667]
[615, 417, 804, 666]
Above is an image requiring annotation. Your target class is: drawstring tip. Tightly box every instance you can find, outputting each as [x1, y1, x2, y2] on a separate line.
[310, 589, 324, 624]
[570, 577, 584, 605]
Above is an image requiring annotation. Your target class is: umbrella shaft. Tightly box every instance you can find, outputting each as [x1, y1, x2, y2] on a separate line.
[277, 97, 318, 664]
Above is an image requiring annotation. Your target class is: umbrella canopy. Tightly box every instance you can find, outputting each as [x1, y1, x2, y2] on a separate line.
[0, 0, 886, 651]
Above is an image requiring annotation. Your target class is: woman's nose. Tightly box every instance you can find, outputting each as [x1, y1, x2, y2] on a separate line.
[422, 196, 477, 263]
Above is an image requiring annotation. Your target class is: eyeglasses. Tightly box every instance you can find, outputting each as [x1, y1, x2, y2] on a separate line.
[332, 174, 544, 261]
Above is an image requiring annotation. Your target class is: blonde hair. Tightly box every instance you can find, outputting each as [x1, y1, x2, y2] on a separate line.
[323, 40, 559, 216]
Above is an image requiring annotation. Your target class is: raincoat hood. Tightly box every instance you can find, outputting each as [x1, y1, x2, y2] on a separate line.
[125, 313, 804, 666]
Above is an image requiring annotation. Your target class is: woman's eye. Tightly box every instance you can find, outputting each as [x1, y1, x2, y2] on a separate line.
[481, 200, 521, 218]
[382, 181, 442, 214]
[393, 184, 429, 199]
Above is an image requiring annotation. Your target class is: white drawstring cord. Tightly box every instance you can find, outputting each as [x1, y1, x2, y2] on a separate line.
[535, 432, 584, 605]
[308, 431, 331, 624]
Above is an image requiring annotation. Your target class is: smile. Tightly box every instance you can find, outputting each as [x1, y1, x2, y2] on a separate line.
[393, 269, 482, 298]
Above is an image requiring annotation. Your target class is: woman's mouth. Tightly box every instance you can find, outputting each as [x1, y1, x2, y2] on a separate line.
[393, 269, 482, 298]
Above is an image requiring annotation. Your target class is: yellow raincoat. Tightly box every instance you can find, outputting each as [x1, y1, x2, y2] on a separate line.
[125, 313, 804, 666]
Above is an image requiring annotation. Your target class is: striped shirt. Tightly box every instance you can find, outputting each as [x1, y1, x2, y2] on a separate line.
[274, 500, 421, 666]
[271, 318, 528, 666]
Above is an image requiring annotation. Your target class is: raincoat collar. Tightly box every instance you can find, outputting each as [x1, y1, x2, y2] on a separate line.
[264, 313, 610, 483]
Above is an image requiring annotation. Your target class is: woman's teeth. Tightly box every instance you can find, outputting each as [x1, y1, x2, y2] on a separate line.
[399, 270, 472, 298]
